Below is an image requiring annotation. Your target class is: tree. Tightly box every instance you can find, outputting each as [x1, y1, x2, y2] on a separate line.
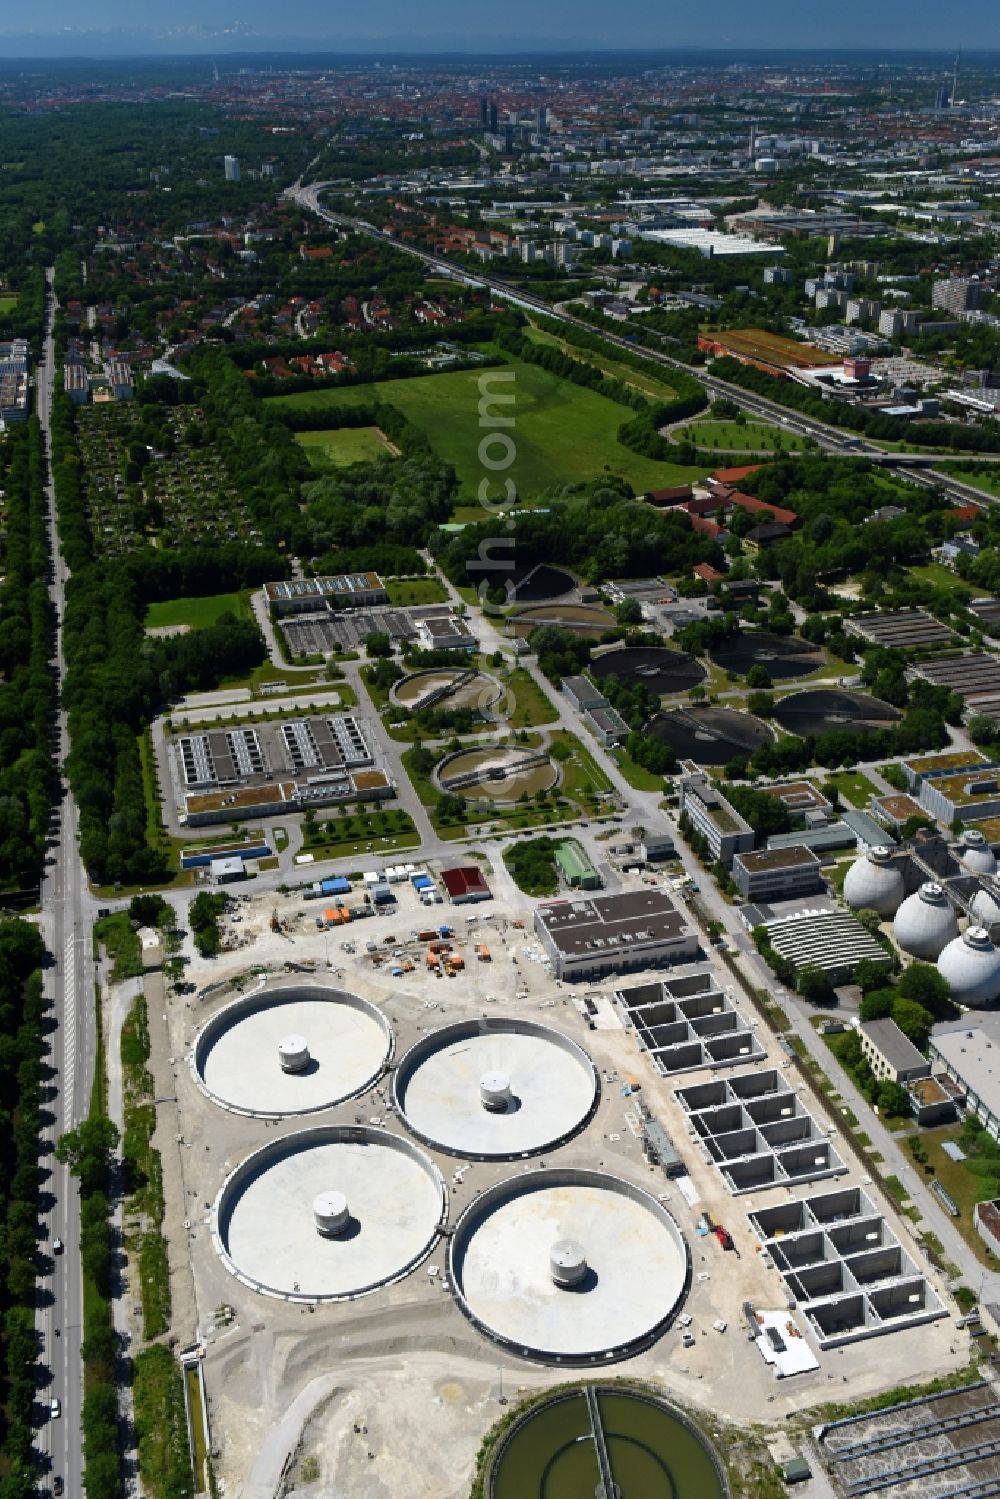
[746, 663, 773, 690]
[128, 892, 171, 928]
[860, 989, 894, 1021]
[891, 997, 933, 1050]
[854, 908, 884, 937]
[365, 630, 393, 658]
[876, 1081, 912, 1118]
[56, 1117, 119, 1195]
[855, 959, 890, 994]
[797, 965, 836, 1006]
[897, 962, 951, 1016]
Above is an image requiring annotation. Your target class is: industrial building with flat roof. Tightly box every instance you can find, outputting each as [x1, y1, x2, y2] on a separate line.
[533, 889, 698, 982]
[0, 338, 29, 423]
[858, 1018, 930, 1085]
[929, 1011, 1000, 1140]
[762, 910, 894, 983]
[174, 713, 394, 826]
[679, 774, 754, 865]
[845, 608, 959, 650]
[265, 574, 387, 615]
[731, 845, 823, 902]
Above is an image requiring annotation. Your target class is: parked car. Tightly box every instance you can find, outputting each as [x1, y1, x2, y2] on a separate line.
[52, 1238, 63, 1255]
[49, 1398, 61, 1419]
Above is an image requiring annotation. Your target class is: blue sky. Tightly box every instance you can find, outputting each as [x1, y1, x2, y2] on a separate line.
[3, 0, 1000, 51]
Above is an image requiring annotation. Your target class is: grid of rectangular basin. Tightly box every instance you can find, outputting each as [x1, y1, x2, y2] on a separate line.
[616, 972, 765, 1076]
[674, 1069, 847, 1194]
[748, 1186, 946, 1348]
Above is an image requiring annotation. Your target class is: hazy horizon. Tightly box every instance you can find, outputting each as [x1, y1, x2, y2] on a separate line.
[2, 0, 999, 57]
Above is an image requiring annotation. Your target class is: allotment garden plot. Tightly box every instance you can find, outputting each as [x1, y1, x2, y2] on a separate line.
[77, 403, 262, 555]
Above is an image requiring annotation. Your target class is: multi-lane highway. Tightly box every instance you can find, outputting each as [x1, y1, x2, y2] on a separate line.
[34, 266, 101, 1499]
[290, 183, 1000, 511]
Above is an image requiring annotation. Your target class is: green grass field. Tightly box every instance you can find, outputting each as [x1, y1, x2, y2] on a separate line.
[145, 592, 250, 630]
[822, 769, 879, 809]
[523, 324, 678, 401]
[385, 577, 449, 605]
[680, 418, 806, 453]
[296, 426, 393, 469]
[0, 294, 17, 313]
[268, 353, 709, 500]
[937, 465, 1000, 500]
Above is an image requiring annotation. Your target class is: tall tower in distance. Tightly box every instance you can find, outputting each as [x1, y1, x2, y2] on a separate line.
[224, 155, 240, 182]
[479, 95, 488, 130]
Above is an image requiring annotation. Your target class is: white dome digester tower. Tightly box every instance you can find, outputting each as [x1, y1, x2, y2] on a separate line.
[960, 830, 998, 876]
[843, 846, 905, 918]
[893, 882, 959, 961]
[972, 887, 1000, 935]
[937, 926, 1000, 1009]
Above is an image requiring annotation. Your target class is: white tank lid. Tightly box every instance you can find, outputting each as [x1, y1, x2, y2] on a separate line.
[278, 1034, 310, 1072]
[550, 1240, 588, 1288]
[480, 1072, 513, 1112]
[313, 1191, 350, 1236]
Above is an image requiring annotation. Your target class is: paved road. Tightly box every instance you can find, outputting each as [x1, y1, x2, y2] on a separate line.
[34, 267, 139, 1497]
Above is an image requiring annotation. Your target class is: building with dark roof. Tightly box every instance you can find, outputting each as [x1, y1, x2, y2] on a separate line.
[533, 890, 698, 981]
[440, 866, 492, 903]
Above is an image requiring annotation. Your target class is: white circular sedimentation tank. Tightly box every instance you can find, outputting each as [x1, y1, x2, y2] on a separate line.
[278, 1035, 310, 1074]
[193, 984, 393, 1117]
[843, 846, 905, 917]
[392, 1020, 599, 1159]
[893, 882, 959, 960]
[313, 1191, 350, 1237]
[938, 926, 1000, 1009]
[972, 887, 1000, 931]
[214, 1126, 446, 1302]
[448, 1168, 689, 1363]
[961, 830, 998, 875]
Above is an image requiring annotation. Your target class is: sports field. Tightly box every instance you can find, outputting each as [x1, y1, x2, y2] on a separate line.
[296, 426, 393, 469]
[145, 592, 250, 630]
[268, 354, 708, 499]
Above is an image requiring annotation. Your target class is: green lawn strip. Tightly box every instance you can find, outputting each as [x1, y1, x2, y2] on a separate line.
[523, 322, 678, 400]
[121, 993, 171, 1338]
[384, 576, 449, 605]
[267, 351, 709, 499]
[300, 807, 421, 862]
[295, 425, 394, 469]
[680, 418, 806, 453]
[822, 769, 880, 809]
[133, 1345, 195, 1499]
[613, 749, 665, 791]
[144, 591, 251, 630]
[936, 465, 1000, 496]
[504, 667, 560, 728]
[914, 1126, 1000, 1269]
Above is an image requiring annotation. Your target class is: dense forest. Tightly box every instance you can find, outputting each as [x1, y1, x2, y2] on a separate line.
[0, 919, 49, 1499]
[431, 477, 722, 590]
[0, 421, 57, 890]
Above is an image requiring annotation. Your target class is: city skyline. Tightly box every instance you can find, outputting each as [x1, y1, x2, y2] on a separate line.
[2, 0, 1000, 55]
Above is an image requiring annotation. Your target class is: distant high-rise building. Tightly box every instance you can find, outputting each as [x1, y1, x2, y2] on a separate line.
[480, 95, 489, 130]
[935, 83, 951, 110]
[932, 276, 984, 315]
[488, 100, 498, 134]
[536, 105, 547, 134]
[224, 155, 240, 182]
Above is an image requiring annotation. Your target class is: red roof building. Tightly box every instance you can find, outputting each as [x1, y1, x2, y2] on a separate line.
[440, 866, 492, 904]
